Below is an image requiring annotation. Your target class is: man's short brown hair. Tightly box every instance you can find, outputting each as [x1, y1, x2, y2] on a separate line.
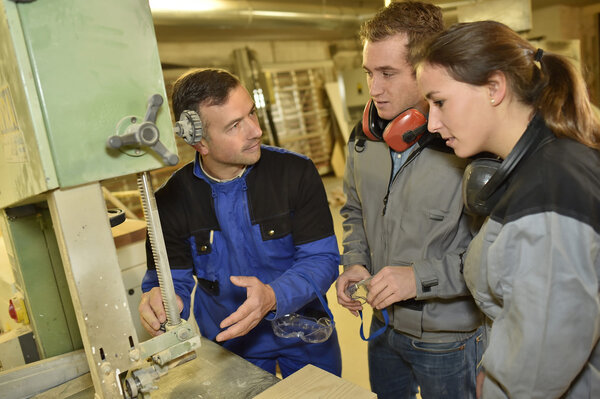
[360, 1, 444, 56]
[172, 68, 241, 120]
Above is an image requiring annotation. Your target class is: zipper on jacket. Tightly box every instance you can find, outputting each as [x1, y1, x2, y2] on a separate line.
[382, 144, 426, 216]
[382, 194, 389, 216]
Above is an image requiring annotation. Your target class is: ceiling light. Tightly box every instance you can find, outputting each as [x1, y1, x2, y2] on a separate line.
[148, 0, 221, 12]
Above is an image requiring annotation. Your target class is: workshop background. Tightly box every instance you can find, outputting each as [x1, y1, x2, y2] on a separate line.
[1, 0, 599, 396]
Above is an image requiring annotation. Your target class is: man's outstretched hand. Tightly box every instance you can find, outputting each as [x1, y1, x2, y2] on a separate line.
[215, 276, 276, 342]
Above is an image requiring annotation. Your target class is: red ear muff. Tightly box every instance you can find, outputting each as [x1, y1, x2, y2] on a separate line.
[361, 100, 427, 152]
[383, 108, 427, 152]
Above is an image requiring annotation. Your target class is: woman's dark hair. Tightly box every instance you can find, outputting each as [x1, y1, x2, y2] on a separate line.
[413, 20, 600, 149]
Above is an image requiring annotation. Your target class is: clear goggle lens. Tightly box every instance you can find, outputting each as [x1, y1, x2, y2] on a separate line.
[345, 276, 373, 304]
[272, 313, 333, 344]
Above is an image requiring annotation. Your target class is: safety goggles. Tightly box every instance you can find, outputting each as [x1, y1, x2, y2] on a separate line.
[271, 272, 335, 344]
[345, 275, 389, 341]
[345, 276, 373, 304]
[272, 313, 333, 343]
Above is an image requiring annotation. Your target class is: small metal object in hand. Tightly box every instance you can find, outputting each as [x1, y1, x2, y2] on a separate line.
[345, 276, 373, 304]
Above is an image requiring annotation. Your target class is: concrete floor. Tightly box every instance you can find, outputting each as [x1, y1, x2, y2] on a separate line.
[322, 174, 373, 391]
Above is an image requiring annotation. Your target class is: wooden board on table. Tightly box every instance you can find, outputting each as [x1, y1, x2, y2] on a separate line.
[254, 364, 377, 399]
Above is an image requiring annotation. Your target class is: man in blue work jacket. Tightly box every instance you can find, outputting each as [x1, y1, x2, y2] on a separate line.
[138, 68, 341, 377]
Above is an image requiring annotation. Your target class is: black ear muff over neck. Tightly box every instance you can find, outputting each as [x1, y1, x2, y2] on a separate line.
[462, 115, 549, 215]
[362, 100, 384, 141]
[361, 100, 428, 152]
[462, 158, 504, 216]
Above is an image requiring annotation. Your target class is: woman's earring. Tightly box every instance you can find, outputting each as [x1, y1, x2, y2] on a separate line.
[490, 98, 495, 104]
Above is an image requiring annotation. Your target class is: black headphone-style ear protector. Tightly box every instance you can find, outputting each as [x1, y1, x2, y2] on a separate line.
[174, 110, 204, 145]
[462, 118, 548, 216]
[361, 100, 427, 152]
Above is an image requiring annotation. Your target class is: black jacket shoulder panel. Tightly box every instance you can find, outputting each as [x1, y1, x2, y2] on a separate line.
[148, 162, 221, 270]
[155, 162, 220, 235]
[491, 128, 600, 234]
[246, 147, 335, 245]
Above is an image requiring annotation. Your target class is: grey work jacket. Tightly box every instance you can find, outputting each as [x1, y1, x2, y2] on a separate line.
[341, 122, 482, 341]
[465, 117, 600, 398]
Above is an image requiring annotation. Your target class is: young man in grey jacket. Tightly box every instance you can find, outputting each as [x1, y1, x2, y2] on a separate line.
[335, 2, 483, 398]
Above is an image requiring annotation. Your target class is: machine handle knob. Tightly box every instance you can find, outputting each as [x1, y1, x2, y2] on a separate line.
[107, 94, 179, 166]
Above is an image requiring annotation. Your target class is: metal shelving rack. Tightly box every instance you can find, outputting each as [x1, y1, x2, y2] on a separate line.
[264, 61, 336, 174]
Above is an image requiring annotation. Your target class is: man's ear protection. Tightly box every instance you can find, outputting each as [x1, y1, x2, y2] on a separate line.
[174, 110, 203, 145]
[361, 100, 427, 152]
[462, 121, 546, 216]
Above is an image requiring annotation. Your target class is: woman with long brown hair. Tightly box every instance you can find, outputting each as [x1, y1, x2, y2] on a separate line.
[415, 20, 600, 398]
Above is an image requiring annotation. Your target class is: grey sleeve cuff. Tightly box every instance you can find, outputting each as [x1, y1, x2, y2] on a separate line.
[340, 253, 371, 272]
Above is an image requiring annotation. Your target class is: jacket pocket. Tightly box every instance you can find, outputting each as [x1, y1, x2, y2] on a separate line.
[259, 213, 292, 241]
[192, 230, 212, 255]
[190, 229, 217, 282]
[428, 210, 446, 221]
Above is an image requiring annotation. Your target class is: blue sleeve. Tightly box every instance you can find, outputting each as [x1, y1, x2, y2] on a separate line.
[267, 235, 340, 319]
